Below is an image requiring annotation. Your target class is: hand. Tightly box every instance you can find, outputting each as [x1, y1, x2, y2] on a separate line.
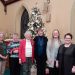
[46, 60, 52, 64]
[45, 68, 49, 74]
[48, 60, 54, 64]
[72, 66, 75, 73]
[4, 56, 8, 60]
[56, 60, 59, 68]
[13, 50, 18, 53]
[0, 54, 7, 60]
[19, 59, 21, 64]
[0, 54, 2, 57]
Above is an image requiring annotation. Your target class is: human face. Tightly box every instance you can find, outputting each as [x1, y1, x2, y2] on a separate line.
[12, 34, 19, 41]
[53, 30, 59, 38]
[24, 34, 32, 40]
[0, 34, 4, 41]
[64, 35, 72, 45]
[38, 30, 44, 36]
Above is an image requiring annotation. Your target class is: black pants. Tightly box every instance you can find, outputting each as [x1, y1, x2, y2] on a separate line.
[47, 61, 59, 75]
[36, 59, 46, 75]
[48, 67, 58, 75]
[9, 57, 21, 75]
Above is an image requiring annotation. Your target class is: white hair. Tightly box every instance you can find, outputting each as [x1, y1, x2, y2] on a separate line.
[24, 31, 32, 36]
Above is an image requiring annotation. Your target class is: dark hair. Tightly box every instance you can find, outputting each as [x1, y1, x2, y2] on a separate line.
[36, 28, 45, 36]
[64, 33, 73, 39]
[37, 28, 43, 33]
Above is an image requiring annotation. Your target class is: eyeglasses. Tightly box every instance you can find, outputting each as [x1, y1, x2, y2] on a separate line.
[65, 38, 71, 39]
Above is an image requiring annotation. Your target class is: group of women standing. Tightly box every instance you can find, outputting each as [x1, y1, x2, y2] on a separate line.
[46, 30, 75, 75]
[0, 28, 75, 75]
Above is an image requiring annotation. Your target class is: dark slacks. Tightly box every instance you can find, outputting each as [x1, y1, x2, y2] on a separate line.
[20, 57, 32, 75]
[36, 57, 46, 75]
[47, 62, 59, 75]
[37, 63, 46, 75]
[9, 57, 21, 75]
[48, 67, 58, 75]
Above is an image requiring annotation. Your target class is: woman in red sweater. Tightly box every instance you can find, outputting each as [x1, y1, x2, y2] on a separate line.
[19, 31, 34, 75]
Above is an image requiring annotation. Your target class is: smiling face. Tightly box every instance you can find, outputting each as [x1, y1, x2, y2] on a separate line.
[52, 30, 60, 39]
[12, 33, 19, 42]
[24, 34, 32, 40]
[37, 29, 44, 36]
[64, 35, 72, 45]
[24, 31, 32, 40]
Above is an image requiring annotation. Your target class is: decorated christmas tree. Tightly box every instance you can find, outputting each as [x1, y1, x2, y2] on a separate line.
[28, 7, 45, 37]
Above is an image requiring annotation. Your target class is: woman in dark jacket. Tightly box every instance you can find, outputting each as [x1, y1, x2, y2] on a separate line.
[34, 28, 48, 75]
[56, 33, 75, 75]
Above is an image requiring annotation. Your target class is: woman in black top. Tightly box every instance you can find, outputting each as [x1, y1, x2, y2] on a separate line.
[56, 33, 75, 75]
[34, 28, 48, 75]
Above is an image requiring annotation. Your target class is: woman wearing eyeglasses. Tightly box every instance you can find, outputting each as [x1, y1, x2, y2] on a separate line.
[56, 33, 75, 75]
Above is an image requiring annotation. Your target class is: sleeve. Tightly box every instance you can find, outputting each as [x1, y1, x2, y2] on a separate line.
[34, 37, 38, 60]
[46, 37, 48, 42]
[7, 42, 12, 54]
[4, 43, 7, 56]
[19, 40, 23, 59]
[7, 45, 10, 54]
[32, 40, 35, 63]
[46, 40, 51, 61]
[56, 46, 60, 61]
[73, 47, 75, 66]
[7, 44, 14, 55]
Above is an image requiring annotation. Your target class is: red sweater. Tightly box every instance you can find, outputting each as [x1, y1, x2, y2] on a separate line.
[19, 39, 34, 63]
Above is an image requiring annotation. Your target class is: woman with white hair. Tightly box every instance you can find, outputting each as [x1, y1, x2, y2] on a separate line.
[19, 30, 34, 75]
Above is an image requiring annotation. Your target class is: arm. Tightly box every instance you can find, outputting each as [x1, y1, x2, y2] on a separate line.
[7, 43, 12, 54]
[56, 47, 60, 68]
[0, 54, 8, 60]
[46, 41, 50, 60]
[73, 47, 75, 65]
[0, 44, 8, 60]
[72, 47, 75, 73]
[19, 40, 23, 64]
[46, 40, 52, 63]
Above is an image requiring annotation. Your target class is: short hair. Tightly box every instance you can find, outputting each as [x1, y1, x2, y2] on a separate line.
[64, 33, 73, 39]
[37, 28, 43, 33]
[24, 31, 32, 36]
[12, 33, 18, 36]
